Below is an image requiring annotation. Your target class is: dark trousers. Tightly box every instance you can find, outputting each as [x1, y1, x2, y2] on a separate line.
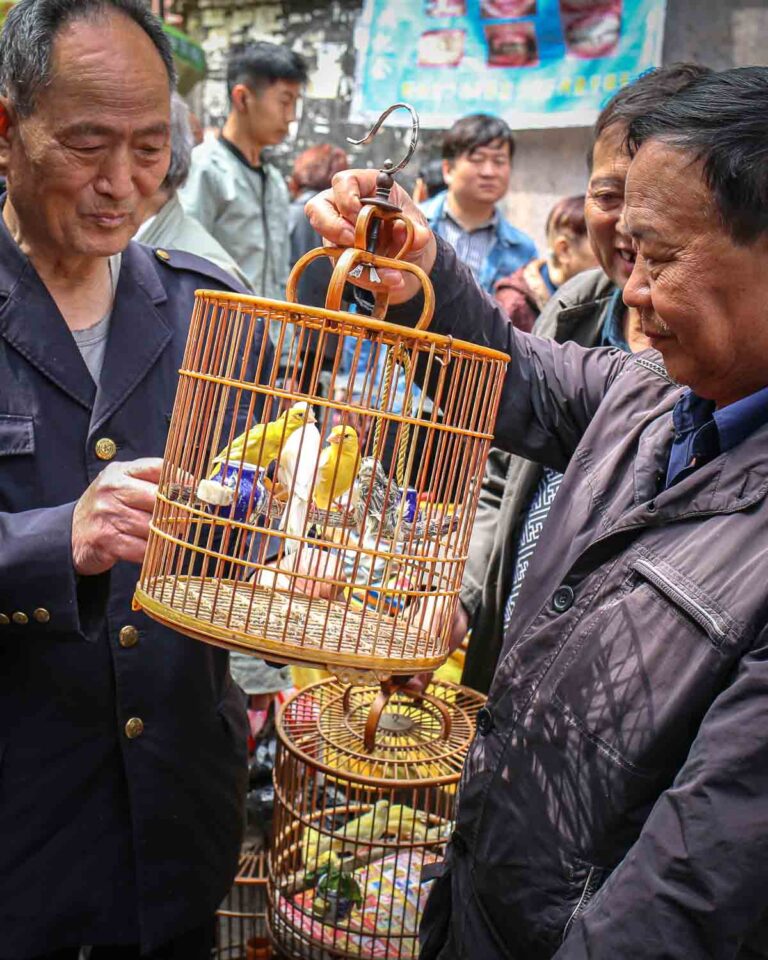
[11, 919, 216, 960]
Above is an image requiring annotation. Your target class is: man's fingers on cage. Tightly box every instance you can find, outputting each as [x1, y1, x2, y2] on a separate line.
[307, 190, 355, 247]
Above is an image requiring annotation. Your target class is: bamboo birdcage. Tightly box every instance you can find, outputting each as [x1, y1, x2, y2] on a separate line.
[133, 105, 508, 679]
[215, 850, 270, 959]
[267, 677, 484, 960]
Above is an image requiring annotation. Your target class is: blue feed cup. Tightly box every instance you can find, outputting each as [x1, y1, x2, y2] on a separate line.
[209, 461, 268, 522]
[402, 486, 419, 523]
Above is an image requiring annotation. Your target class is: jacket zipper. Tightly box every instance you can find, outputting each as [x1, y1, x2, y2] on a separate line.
[633, 558, 726, 642]
[631, 354, 679, 385]
[261, 170, 269, 298]
[562, 865, 599, 942]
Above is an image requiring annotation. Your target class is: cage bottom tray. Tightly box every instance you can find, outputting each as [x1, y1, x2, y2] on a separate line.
[134, 576, 447, 677]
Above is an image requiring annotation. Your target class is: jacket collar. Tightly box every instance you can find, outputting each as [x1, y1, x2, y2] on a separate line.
[625, 390, 768, 528]
[135, 193, 184, 247]
[0, 209, 96, 410]
[551, 284, 616, 346]
[423, 189, 531, 254]
[0, 206, 171, 422]
[89, 241, 171, 435]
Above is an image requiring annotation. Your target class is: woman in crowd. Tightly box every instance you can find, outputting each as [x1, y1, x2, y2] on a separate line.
[493, 194, 597, 331]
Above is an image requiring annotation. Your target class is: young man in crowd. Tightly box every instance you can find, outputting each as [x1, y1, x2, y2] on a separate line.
[420, 112, 537, 293]
[309, 65, 768, 958]
[180, 41, 306, 339]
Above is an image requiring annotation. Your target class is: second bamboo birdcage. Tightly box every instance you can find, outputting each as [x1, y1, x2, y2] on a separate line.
[216, 850, 270, 960]
[133, 105, 508, 678]
[267, 677, 484, 960]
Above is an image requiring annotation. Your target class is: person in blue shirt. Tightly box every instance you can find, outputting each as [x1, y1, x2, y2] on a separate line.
[420, 113, 537, 293]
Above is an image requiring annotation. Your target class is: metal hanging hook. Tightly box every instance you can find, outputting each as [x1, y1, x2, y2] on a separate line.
[347, 102, 420, 176]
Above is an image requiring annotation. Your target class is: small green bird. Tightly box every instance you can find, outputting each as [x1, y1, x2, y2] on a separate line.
[386, 803, 431, 841]
[335, 799, 390, 847]
[209, 401, 316, 479]
[312, 424, 360, 512]
[301, 799, 390, 868]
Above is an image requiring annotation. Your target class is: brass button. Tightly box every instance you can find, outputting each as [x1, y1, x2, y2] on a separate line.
[125, 717, 144, 739]
[119, 625, 139, 648]
[0, 613, 9, 626]
[155, 248, 170, 262]
[33, 607, 51, 624]
[11, 611, 28, 625]
[95, 437, 117, 460]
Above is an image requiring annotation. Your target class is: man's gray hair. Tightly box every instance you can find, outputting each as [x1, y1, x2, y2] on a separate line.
[163, 92, 194, 193]
[0, 0, 175, 118]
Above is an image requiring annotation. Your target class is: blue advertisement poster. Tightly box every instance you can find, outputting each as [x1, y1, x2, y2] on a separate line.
[351, 0, 667, 129]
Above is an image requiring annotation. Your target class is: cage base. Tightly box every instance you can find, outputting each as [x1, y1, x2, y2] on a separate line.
[134, 577, 447, 678]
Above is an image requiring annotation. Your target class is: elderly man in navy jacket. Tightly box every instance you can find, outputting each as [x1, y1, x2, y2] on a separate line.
[0, 2, 270, 957]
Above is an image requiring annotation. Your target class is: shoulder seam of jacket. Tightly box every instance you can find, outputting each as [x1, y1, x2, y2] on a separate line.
[630, 354, 679, 385]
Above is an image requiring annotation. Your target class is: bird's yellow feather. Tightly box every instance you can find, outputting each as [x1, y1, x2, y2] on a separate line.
[209, 402, 315, 478]
[312, 424, 360, 511]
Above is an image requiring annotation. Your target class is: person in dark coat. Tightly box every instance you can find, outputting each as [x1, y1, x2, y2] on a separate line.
[309, 66, 768, 959]
[0, 2, 269, 957]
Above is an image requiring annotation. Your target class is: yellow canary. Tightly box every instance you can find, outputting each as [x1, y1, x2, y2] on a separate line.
[386, 804, 431, 841]
[334, 799, 389, 848]
[209, 401, 316, 478]
[301, 799, 389, 866]
[312, 425, 360, 511]
[301, 824, 338, 867]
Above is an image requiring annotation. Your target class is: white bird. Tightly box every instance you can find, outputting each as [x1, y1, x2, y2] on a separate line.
[277, 417, 321, 552]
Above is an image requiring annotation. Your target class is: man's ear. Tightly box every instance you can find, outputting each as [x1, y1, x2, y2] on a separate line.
[0, 97, 16, 173]
[0, 96, 15, 140]
[441, 158, 453, 188]
[552, 233, 570, 268]
[230, 83, 250, 114]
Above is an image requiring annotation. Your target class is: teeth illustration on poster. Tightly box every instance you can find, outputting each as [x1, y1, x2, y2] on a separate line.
[426, 0, 468, 15]
[480, 0, 537, 16]
[484, 20, 539, 67]
[560, 1, 623, 59]
[417, 27, 466, 66]
[352, 0, 666, 130]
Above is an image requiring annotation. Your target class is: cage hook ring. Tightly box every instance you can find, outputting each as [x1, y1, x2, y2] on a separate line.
[347, 102, 420, 175]
[436, 336, 454, 367]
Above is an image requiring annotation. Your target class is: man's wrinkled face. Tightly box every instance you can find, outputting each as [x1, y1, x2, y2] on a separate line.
[443, 138, 512, 208]
[584, 123, 635, 289]
[5, 10, 170, 259]
[623, 140, 768, 405]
